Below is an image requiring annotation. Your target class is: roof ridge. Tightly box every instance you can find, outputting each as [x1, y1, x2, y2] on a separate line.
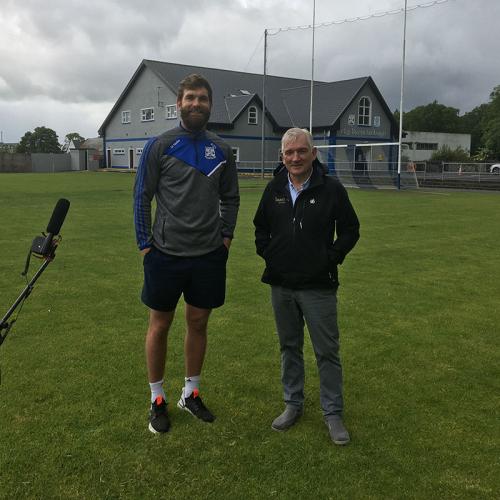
[143, 59, 329, 84]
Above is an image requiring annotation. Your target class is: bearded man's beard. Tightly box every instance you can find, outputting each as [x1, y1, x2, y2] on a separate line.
[180, 106, 210, 131]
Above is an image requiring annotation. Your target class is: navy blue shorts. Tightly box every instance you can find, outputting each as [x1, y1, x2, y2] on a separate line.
[141, 245, 228, 311]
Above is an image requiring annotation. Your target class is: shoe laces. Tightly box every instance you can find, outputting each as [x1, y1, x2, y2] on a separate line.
[152, 396, 167, 414]
[188, 390, 207, 412]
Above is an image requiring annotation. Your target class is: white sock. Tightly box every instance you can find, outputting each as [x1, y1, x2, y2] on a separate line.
[184, 375, 200, 398]
[149, 379, 166, 404]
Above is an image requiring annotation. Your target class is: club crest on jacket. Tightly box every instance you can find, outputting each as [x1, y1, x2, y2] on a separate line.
[205, 145, 216, 160]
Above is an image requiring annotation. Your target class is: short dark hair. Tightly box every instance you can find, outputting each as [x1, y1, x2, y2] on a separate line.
[177, 74, 213, 104]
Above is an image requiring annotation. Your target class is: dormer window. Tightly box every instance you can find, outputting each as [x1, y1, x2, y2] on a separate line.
[248, 106, 258, 125]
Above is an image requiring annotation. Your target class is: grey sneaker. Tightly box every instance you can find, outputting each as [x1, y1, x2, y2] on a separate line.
[325, 415, 350, 445]
[271, 405, 303, 431]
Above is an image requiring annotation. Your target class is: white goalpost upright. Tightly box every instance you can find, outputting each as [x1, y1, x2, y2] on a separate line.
[258, 0, 451, 186]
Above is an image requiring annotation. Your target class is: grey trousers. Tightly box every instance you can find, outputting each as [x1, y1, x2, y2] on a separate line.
[271, 286, 344, 416]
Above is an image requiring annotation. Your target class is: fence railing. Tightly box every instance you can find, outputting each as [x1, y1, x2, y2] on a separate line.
[235, 159, 500, 190]
[236, 161, 277, 175]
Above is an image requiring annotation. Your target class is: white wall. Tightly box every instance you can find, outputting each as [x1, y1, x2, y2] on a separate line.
[403, 131, 471, 161]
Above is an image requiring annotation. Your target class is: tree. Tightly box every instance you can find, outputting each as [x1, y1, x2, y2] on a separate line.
[481, 86, 500, 160]
[459, 103, 489, 155]
[16, 126, 61, 153]
[461, 85, 500, 160]
[402, 101, 461, 133]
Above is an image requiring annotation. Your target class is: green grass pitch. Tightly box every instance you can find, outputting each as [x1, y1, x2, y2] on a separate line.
[0, 172, 498, 498]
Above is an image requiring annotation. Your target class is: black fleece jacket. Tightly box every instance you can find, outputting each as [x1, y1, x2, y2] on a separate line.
[253, 159, 360, 289]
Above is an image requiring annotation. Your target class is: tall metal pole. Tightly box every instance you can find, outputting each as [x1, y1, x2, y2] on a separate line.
[397, 0, 408, 190]
[309, 0, 316, 133]
[261, 29, 268, 179]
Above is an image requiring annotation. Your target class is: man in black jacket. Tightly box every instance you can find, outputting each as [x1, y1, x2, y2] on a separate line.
[253, 128, 359, 445]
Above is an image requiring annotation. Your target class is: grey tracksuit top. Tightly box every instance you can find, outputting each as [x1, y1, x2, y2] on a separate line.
[133, 125, 240, 256]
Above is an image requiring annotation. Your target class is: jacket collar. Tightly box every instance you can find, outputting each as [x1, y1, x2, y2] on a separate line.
[179, 121, 207, 139]
[273, 158, 327, 190]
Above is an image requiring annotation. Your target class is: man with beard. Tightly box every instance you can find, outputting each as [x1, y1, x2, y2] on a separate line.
[134, 74, 240, 434]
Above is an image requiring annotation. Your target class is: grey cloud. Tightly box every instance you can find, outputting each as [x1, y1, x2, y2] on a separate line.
[1, 0, 499, 142]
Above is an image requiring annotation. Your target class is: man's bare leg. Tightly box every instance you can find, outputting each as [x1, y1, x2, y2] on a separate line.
[178, 304, 215, 422]
[145, 308, 175, 383]
[184, 304, 211, 377]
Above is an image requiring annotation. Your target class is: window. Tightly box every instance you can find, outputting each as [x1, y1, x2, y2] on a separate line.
[141, 108, 154, 122]
[357, 97, 371, 126]
[113, 148, 125, 155]
[165, 105, 177, 119]
[248, 106, 258, 125]
[136, 148, 143, 155]
[416, 143, 438, 151]
[122, 110, 131, 124]
[231, 147, 240, 162]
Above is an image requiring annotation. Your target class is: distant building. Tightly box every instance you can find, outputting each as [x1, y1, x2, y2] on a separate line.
[0, 142, 18, 153]
[403, 131, 471, 162]
[71, 137, 103, 170]
[98, 59, 399, 171]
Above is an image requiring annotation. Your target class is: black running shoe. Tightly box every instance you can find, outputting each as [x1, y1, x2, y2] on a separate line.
[177, 389, 215, 422]
[148, 396, 170, 434]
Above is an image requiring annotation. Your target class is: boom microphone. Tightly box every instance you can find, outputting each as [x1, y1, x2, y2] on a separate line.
[38, 199, 70, 257]
[2, 198, 70, 351]
[46, 198, 70, 235]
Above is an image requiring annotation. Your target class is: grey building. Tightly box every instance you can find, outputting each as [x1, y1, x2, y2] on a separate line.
[403, 131, 471, 162]
[98, 59, 398, 172]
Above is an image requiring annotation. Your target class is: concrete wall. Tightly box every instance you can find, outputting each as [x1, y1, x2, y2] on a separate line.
[0, 153, 31, 172]
[1, 151, 100, 172]
[32, 153, 71, 172]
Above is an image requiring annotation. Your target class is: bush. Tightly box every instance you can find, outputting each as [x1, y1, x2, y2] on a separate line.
[430, 145, 470, 162]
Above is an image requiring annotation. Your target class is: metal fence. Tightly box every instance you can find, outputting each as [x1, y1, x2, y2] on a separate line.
[235, 159, 500, 190]
[236, 161, 277, 176]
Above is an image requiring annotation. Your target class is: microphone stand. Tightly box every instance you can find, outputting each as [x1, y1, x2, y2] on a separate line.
[0, 244, 57, 348]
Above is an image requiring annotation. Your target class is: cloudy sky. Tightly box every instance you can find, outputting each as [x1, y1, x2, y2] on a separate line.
[1, 0, 498, 143]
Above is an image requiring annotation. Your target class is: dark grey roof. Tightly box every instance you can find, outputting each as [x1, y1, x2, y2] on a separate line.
[223, 94, 255, 122]
[280, 80, 367, 127]
[99, 59, 394, 134]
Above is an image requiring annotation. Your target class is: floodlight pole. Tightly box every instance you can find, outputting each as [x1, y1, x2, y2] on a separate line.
[261, 29, 268, 179]
[309, 0, 316, 133]
[397, 0, 408, 190]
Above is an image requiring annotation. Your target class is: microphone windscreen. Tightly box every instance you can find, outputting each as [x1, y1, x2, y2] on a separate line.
[46, 198, 70, 234]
